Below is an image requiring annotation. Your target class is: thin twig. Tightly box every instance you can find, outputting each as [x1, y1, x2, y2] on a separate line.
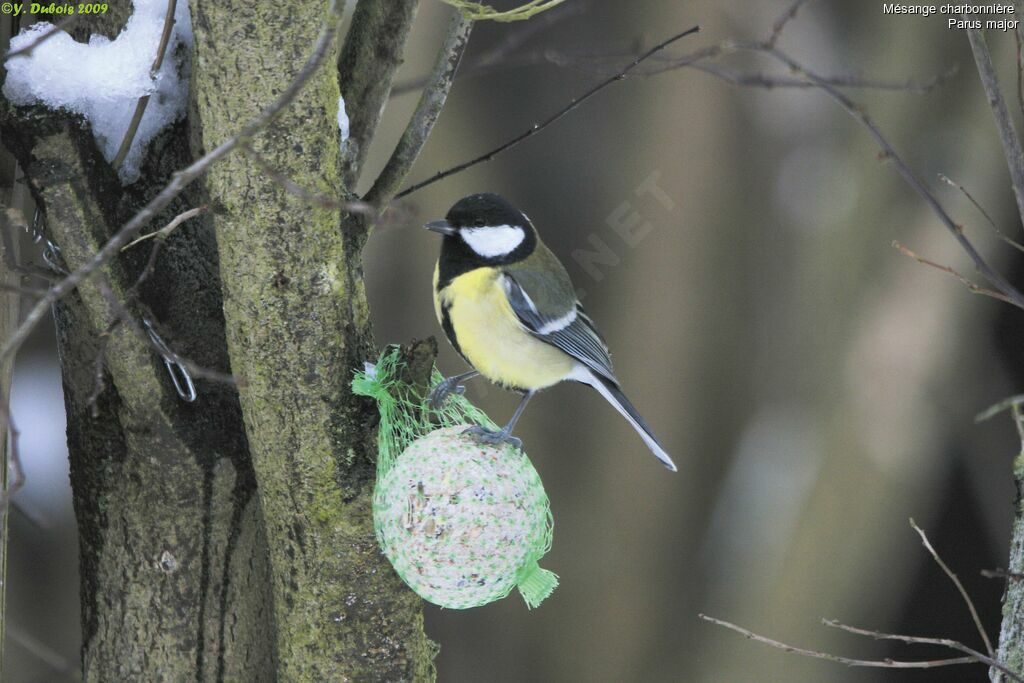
[366, 9, 474, 206]
[983, 568, 1024, 581]
[6, 624, 77, 677]
[4, 14, 80, 60]
[0, 282, 46, 297]
[767, 0, 814, 48]
[0, 410, 23, 510]
[243, 145, 375, 213]
[752, 44, 1024, 310]
[532, 9, 1015, 309]
[111, 0, 178, 170]
[893, 241, 1015, 305]
[121, 205, 207, 252]
[938, 173, 1024, 253]
[966, 26, 1024, 229]
[683, 60, 958, 93]
[699, 614, 978, 671]
[395, 24, 700, 199]
[823, 619, 1020, 682]
[436, 36, 956, 94]
[976, 394, 1024, 422]
[0, 0, 347, 366]
[909, 518, 995, 657]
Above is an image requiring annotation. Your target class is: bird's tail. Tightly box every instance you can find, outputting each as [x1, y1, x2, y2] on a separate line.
[570, 365, 678, 472]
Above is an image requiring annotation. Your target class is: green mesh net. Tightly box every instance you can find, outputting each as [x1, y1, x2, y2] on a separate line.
[352, 346, 558, 609]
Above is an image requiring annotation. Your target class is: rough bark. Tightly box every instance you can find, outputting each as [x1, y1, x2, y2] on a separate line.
[994, 455, 1024, 681]
[189, 1, 433, 679]
[337, 0, 421, 187]
[0, 101, 276, 678]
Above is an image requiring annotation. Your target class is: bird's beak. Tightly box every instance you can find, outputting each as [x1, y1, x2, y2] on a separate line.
[424, 219, 456, 236]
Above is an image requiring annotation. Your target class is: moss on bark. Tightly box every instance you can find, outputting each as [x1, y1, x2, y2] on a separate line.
[190, 1, 433, 679]
[994, 451, 1024, 681]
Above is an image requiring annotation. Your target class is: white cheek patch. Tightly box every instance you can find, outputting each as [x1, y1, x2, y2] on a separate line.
[460, 225, 525, 258]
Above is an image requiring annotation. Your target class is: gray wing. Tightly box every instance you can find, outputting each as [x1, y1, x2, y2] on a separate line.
[502, 273, 617, 383]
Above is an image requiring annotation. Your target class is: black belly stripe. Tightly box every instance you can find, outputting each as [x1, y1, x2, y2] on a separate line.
[439, 302, 463, 357]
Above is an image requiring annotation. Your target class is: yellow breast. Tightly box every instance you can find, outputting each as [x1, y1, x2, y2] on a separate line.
[434, 265, 573, 390]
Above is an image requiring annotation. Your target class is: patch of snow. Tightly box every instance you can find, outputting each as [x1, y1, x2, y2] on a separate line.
[4, 0, 193, 184]
[337, 94, 349, 151]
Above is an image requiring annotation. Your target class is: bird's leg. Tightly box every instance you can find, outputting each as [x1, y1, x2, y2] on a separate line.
[464, 390, 535, 450]
[428, 370, 479, 410]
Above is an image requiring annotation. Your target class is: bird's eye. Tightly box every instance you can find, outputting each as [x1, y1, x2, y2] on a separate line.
[473, 219, 485, 228]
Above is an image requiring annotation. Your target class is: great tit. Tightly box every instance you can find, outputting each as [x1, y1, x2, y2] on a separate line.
[425, 193, 677, 471]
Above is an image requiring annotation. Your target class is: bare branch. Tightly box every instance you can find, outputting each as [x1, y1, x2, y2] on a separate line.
[682, 60, 957, 93]
[365, 9, 473, 207]
[699, 614, 979, 671]
[428, 33, 955, 95]
[516, 8, 997, 312]
[893, 241, 1016, 305]
[909, 518, 995, 657]
[241, 145, 374, 214]
[0, 282, 45, 297]
[336, 0, 420, 186]
[0, 0, 347, 366]
[0, 411, 23, 511]
[823, 620, 1019, 681]
[111, 0, 179, 170]
[121, 205, 207, 252]
[983, 568, 1024, 581]
[394, 4, 949, 202]
[395, 24, 701, 200]
[767, 0, 814, 48]
[748, 44, 1024, 310]
[244, 145, 346, 209]
[938, 173, 1024, 253]
[966, 26, 1024, 229]
[976, 394, 1024, 422]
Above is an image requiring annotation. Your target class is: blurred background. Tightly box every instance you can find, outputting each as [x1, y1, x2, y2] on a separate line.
[7, 0, 1024, 681]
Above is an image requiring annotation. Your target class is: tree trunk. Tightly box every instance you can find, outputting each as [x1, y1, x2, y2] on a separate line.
[994, 456, 1024, 681]
[0, 0, 433, 679]
[189, 0, 432, 678]
[1, 104, 278, 680]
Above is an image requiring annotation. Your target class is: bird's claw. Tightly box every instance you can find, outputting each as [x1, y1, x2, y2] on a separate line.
[462, 425, 523, 450]
[428, 378, 466, 410]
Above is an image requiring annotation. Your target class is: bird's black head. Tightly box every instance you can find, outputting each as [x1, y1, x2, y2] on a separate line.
[445, 193, 530, 231]
[425, 193, 538, 270]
